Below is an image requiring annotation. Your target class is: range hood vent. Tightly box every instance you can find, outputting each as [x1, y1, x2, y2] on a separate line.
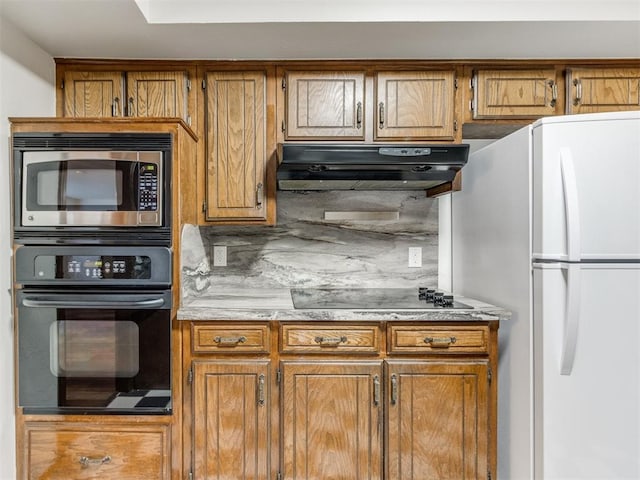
[277, 143, 469, 191]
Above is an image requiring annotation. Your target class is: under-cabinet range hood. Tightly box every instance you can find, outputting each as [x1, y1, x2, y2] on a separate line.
[277, 143, 469, 191]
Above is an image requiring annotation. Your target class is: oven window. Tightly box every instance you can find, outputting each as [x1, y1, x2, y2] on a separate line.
[37, 167, 123, 206]
[50, 320, 139, 377]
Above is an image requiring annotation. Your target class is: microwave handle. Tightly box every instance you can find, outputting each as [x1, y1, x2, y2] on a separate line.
[21, 296, 166, 309]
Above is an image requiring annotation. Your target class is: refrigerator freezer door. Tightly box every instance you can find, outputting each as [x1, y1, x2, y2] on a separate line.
[532, 111, 640, 260]
[533, 262, 640, 479]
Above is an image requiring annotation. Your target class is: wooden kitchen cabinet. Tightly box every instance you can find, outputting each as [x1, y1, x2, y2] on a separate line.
[282, 70, 366, 140]
[59, 67, 193, 123]
[200, 70, 276, 224]
[280, 361, 383, 480]
[566, 67, 640, 114]
[375, 70, 457, 140]
[386, 360, 490, 480]
[192, 360, 271, 480]
[471, 68, 560, 118]
[22, 420, 171, 479]
[184, 320, 498, 480]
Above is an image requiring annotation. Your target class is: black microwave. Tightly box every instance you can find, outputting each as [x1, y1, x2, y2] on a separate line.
[12, 133, 172, 244]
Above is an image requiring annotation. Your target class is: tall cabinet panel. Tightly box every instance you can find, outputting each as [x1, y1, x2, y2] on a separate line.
[204, 71, 271, 222]
[386, 361, 490, 480]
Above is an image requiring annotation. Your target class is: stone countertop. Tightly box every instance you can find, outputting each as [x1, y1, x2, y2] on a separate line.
[178, 289, 510, 322]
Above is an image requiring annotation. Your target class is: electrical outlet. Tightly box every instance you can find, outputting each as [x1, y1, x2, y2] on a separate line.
[212, 245, 227, 267]
[408, 247, 422, 268]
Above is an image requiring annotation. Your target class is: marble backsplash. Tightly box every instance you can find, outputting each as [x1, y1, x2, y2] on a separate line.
[181, 190, 439, 301]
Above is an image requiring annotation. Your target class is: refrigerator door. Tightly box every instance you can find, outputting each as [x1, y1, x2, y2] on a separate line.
[533, 262, 640, 479]
[532, 111, 640, 261]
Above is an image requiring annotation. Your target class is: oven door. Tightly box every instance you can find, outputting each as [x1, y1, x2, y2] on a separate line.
[20, 150, 163, 228]
[16, 289, 172, 414]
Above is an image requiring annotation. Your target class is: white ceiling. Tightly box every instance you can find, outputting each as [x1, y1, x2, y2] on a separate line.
[1, 0, 639, 60]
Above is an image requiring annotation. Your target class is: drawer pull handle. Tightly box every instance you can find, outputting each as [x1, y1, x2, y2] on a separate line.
[314, 335, 348, 346]
[79, 455, 111, 467]
[214, 335, 247, 346]
[424, 336, 457, 348]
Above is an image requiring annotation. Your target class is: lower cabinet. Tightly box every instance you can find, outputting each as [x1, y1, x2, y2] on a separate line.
[186, 321, 498, 480]
[22, 421, 171, 480]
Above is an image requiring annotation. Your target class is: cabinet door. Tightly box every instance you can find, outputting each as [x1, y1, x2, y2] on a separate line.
[375, 71, 456, 140]
[285, 71, 365, 139]
[281, 361, 382, 480]
[126, 71, 190, 120]
[62, 71, 124, 117]
[23, 422, 170, 479]
[567, 67, 640, 114]
[192, 360, 270, 480]
[473, 69, 558, 118]
[205, 71, 268, 221]
[386, 360, 490, 480]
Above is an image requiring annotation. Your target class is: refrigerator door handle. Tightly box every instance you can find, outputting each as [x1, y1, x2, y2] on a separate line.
[560, 263, 581, 375]
[560, 148, 581, 262]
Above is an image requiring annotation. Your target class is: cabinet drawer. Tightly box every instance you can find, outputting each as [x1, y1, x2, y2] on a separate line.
[280, 324, 380, 354]
[389, 325, 489, 354]
[24, 422, 170, 479]
[192, 323, 270, 353]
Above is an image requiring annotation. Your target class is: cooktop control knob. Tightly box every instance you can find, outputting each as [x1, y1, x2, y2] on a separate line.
[443, 295, 454, 307]
[433, 292, 444, 306]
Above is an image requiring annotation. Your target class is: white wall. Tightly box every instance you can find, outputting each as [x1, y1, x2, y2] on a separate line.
[0, 13, 55, 479]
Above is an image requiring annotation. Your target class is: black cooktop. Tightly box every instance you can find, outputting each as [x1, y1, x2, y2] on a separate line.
[290, 288, 473, 310]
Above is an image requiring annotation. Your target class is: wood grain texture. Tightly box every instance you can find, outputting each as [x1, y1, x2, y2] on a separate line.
[192, 360, 270, 480]
[566, 67, 640, 114]
[281, 361, 383, 480]
[285, 70, 365, 139]
[388, 325, 489, 354]
[280, 324, 380, 354]
[205, 71, 267, 220]
[386, 360, 489, 480]
[375, 71, 456, 140]
[23, 422, 170, 480]
[473, 69, 558, 118]
[63, 71, 124, 117]
[192, 323, 270, 354]
[126, 71, 188, 120]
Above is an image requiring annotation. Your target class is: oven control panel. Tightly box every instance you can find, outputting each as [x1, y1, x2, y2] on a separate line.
[35, 255, 152, 280]
[138, 163, 159, 211]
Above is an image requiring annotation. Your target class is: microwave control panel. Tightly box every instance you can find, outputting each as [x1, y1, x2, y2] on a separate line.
[138, 163, 159, 211]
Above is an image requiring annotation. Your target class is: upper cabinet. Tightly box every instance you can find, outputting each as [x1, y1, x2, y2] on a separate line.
[200, 69, 276, 224]
[375, 70, 456, 140]
[566, 67, 640, 114]
[283, 70, 366, 140]
[471, 68, 560, 118]
[280, 68, 458, 142]
[59, 67, 194, 125]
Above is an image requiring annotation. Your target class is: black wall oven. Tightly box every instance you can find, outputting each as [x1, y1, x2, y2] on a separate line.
[12, 133, 172, 245]
[15, 246, 172, 415]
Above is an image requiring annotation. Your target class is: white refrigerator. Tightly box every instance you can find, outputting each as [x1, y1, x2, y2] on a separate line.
[451, 111, 640, 479]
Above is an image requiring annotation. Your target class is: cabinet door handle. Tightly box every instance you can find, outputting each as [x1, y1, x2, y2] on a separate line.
[373, 375, 381, 406]
[128, 96, 134, 116]
[356, 101, 362, 129]
[378, 102, 385, 129]
[257, 374, 266, 406]
[214, 336, 247, 346]
[390, 374, 398, 405]
[549, 80, 558, 107]
[424, 336, 457, 348]
[314, 335, 347, 346]
[79, 455, 111, 468]
[256, 182, 263, 208]
[112, 97, 120, 116]
[573, 79, 582, 106]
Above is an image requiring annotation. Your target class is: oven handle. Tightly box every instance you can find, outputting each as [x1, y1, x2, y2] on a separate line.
[20, 294, 168, 309]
